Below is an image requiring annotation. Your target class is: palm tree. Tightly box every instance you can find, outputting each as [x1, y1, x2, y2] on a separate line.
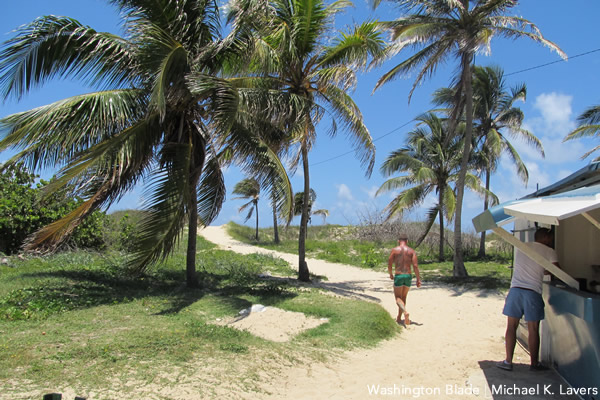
[372, 0, 565, 276]
[293, 189, 329, 225]
[233, 178, 261, 240]
[376, 113, 492, 261]
[434, 65, 544, 257]
[228, 0, 384, 281]
[0, 0, 289, 287]
[564, 105, 600, 161]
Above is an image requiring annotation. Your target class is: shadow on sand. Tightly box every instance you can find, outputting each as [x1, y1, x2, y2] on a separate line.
[474, 360, 579, 400]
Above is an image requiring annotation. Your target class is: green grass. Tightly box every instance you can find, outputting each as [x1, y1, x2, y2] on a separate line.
[417, 260, 512, 290]
[227, 222, 395, 270]
[0, 234, 399, 398]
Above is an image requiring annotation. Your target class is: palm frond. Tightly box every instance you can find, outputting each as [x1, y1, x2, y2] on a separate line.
[488, 16, 567, 60]
[196, 151, 226, 226]
[442, 183, 456, 219]
[0, 89, 146, 170]
[128, 143, 192, 271]
[150, 42, 188, 120]
[317, 84, 375, 176]
[376, 176, 417, 196]
[24, 188, 107, 251]
[414, 205, 439, 247]
[320, 21, 385, 70]
[382, 184, 430, 220]
[0, 15, 134, 101]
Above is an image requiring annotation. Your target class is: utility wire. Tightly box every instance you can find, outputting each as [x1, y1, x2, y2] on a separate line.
[505, 47, 600, 76]
[311, 47, 600, 167]
[311, 119, 413, 166]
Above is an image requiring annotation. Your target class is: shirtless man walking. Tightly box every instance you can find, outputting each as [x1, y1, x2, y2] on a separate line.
[388, 234, 421, 325]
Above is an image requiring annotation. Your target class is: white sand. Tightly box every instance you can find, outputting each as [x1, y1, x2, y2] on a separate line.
[216, 305, 328, 342]
[198, 225, 533, 400]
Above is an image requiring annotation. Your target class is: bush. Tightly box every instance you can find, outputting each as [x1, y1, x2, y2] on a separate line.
[0, 163, 107, 254]
[103, 210, 145, 252]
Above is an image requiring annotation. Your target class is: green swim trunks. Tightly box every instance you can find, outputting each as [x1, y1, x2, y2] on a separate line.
[394, 274, 412, 287]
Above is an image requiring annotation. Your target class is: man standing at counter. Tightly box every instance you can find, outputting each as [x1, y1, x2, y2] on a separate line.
[497, 228, 559, 371]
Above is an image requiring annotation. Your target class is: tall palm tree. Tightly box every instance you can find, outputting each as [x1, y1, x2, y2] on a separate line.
[233, 178, 261, 240]
[372, 0, 565, 276]
[228, 0, 384, 281]
[376, 113, 491, 261]
[564, 105, 600, 161]
[0, 0, 289, 287]
[434, 65, 544, 257]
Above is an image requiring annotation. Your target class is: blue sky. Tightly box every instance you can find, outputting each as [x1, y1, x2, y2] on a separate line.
[1, 1, 599, 233]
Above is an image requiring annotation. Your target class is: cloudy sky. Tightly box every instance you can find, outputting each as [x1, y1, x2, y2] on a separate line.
[1, 0, 599, 232]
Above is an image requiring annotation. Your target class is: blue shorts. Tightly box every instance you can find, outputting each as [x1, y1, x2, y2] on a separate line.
[502, 287, 545, 321]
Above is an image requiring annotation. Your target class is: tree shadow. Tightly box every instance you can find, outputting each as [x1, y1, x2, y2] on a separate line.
[314, 279, 384, 303]
[10, 267, 299, 320]
[13, 268, 207, 316]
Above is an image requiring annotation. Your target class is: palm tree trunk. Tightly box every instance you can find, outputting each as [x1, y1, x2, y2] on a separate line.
[272, 197, 280, 244]
[438, 188, 445, 262]
[255, 201, 259, 241]
[298, 143, 310, 282]
[185, 117, 204, 289]
[478, 167, 491, 258]
[452, 53, 473, 278]
[186, 185, 200, 288]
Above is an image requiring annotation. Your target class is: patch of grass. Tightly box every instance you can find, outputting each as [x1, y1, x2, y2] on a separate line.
[0, 234, 398, 398]
[419, 260, 512, 290]
[279, 291, 399, 349]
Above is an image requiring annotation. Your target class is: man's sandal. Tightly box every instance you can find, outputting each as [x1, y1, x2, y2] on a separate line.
[496, 360, 513, 371]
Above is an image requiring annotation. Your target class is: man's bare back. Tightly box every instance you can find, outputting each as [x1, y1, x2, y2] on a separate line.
[389, 244, 417, 275]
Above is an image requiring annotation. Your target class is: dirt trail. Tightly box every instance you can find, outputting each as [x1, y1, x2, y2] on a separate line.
[199, 225, 573, 400]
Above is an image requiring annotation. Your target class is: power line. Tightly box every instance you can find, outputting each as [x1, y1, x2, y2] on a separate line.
[505, 47, 600, 77]
[311, 47, 600, 167]
[310, 119, 413, 167]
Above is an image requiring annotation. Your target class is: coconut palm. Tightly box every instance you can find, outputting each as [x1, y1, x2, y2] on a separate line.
[233, 178, 261, 240]
[564, 105, 600, 161]
[377, 113, 493, 261]
[372, 0, 565, 276]
[228, 0, 384, 281]
[434, 65, 544, 257]
[0, 0, 290, 288]
[293, 189, 329, 225]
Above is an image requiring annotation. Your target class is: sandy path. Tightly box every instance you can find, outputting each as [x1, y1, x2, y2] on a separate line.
[199, 226, 573, 400]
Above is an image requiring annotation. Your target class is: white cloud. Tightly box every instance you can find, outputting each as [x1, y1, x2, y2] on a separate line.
[336, 183, 354, 201]
[512, 93, 576, 163]
[361, 185, 379, 199]
[513, 93, 576, 161]
[532, 92, 574, 137]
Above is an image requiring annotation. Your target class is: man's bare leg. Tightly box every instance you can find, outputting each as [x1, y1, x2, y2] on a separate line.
[394, 286, 410, 325]
[400, 286, 410, 325]
[527, 321, 541, 366]
[394, 286, 405, 323]
[505, 316, 520, 364]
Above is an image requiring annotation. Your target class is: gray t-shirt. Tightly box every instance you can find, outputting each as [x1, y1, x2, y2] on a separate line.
[511, 242, 558, 294]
